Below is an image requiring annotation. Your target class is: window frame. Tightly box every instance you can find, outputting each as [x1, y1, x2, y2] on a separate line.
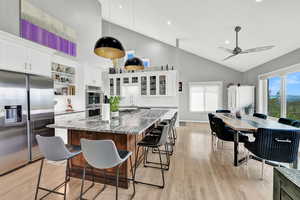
[188, 81, 223, 113]
[259, 63, 300, 119]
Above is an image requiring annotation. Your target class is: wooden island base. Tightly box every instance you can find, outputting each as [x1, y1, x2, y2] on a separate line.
[67, 129, 145, 189]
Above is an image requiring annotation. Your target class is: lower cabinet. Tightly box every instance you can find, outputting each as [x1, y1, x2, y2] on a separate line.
[273, 167, 300, 200]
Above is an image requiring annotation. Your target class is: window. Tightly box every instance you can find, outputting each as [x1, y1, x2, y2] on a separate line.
[267, 76, 281, 118]
[286, 72, 300, 120]
[189, 82, 222, 112]
[259, 64, 300, 120]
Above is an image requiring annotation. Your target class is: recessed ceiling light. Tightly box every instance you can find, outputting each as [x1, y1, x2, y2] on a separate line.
[256, 0, 263, 2]
[167, 20, 172, 25]
[225, 40, 230, 45]
[119, 5, 123, 8]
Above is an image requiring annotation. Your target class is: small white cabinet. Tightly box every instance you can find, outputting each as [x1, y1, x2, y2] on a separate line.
[85, 66, 102, 87]
[27, 48, 51, 77]
[1, 41, 28, 73]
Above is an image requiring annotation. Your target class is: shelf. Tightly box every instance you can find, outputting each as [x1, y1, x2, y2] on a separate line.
[52, 71, 75, 76]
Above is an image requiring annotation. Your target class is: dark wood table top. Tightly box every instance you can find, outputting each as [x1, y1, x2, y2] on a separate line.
[214, 113, 300, 132]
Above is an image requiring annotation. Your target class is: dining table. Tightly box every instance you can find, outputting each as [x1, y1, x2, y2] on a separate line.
[214, 113, 300, 168]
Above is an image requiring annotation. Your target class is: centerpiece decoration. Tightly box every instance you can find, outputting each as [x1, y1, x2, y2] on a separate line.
[109, 96, 121, 118]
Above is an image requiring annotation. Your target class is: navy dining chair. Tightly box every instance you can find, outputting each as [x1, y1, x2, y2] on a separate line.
[253, 113, 267, 119]
[244, 128, 300, 179]
[216, 109, 231, 113]
[278, 118, 295, 126]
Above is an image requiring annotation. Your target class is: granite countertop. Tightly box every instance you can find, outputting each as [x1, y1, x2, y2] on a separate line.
[48, 109, 169, 135]
[55, 110, 85, 116]
[275, 167, 300, 188]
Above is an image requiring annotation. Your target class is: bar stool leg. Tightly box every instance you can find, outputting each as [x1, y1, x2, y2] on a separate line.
[34, 159, 44, 200]
[115, 166, 120, 200]
[63, 159, 69, 200]
[157, 148, 165, 188]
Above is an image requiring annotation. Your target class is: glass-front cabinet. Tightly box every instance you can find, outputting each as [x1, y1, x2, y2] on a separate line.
[159, 75, 167, 95]
[132, 77, 138, 83]
[109, 78, 114, 96]
[108, 71, 176, 97]
[116, 78, 121, 96]
[150, 76, 157, 95]
[141, 76, 147, 96]
[123, 77, 129, 84]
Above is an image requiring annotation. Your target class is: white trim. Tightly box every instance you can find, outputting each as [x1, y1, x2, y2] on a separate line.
[188, 81, 223, 113]
[258, 63, 300, 80]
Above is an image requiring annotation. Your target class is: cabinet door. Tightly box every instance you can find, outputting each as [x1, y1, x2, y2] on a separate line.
[150, 75, 157, 95]
[2, 41, 27, 73]
[116, 78, 121, 96]
[141, 76, 147, 96]
[28, 48, 51, 77]
[109, 78, 115, 96]
[159, 75, 167, 95]
[123, 77, 130, 84]
[132, 76, 138, 83]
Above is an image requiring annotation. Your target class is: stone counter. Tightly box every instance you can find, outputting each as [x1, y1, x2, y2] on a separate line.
[48, 109, 168, 134]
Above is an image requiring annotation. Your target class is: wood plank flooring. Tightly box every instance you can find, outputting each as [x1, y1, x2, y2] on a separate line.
[0, 123, 273, 200]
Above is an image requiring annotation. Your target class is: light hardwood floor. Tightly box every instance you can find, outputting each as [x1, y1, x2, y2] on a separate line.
[0, 123, 273, 200]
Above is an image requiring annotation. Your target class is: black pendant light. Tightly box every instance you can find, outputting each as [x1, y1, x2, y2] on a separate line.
[125, 57, 144, 70]
[94, 36, 125, 59]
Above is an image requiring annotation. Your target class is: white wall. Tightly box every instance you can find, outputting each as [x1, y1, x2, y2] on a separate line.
[24, 0, 104, 112]
[103, 21, 243, 121]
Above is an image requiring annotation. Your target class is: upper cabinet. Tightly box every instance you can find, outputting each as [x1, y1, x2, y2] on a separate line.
[0, 31, 55, 77]
[84, 66, 102, 87]
[107, 70, 177, 97]
[27, 48, 51, 77]
[0, 40, 28, 73]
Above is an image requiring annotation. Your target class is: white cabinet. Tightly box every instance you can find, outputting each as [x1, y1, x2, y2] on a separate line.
[0, 31, 54, 77]
[85, 66, 102, 87]
[107, 70, 177, 97]
[1, 41, 28, 73]
[27, 48, 51, 77]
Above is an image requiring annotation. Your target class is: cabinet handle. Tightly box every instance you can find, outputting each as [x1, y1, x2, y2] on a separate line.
[30, 64, 32, 71]
[25, 63, 27, 70]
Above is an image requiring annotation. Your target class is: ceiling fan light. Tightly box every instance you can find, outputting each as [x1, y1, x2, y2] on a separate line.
[124, 57, 144, 70]
[94, 36, 125, 59]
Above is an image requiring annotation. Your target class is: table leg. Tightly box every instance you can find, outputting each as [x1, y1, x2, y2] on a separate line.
[234, 131, 240, 167]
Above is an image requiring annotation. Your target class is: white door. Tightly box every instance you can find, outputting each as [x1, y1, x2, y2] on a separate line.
[2, 41, 28, 73]
[27, 48, 51, 77]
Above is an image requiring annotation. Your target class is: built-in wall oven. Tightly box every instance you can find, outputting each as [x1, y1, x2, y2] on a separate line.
[85, 86, 103, 118]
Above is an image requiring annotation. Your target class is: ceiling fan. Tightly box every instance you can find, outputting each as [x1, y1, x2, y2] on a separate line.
[219, 26, 275, 61]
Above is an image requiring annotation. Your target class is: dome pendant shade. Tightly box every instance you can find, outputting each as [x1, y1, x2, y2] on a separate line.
[94, 37, 125, 59]
[125, 57, 144, 70]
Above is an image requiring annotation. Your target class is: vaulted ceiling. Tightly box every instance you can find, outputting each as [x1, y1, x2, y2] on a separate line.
[99, 0, 300, 72]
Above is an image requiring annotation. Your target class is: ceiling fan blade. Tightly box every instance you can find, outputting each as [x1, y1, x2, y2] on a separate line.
[219, 47, 234, 54]
[241, 45, 275, 54]
[223, 54, 238, 61]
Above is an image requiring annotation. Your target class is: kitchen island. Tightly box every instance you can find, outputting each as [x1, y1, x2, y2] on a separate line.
[47, 109, 169, 188]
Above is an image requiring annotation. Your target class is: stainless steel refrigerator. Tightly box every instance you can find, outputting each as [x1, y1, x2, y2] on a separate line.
[0, 70, 54, 175]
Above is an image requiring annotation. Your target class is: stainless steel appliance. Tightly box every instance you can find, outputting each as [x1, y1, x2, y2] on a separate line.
[85, 86, 103, 118]
[0, 70, 54, 175]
